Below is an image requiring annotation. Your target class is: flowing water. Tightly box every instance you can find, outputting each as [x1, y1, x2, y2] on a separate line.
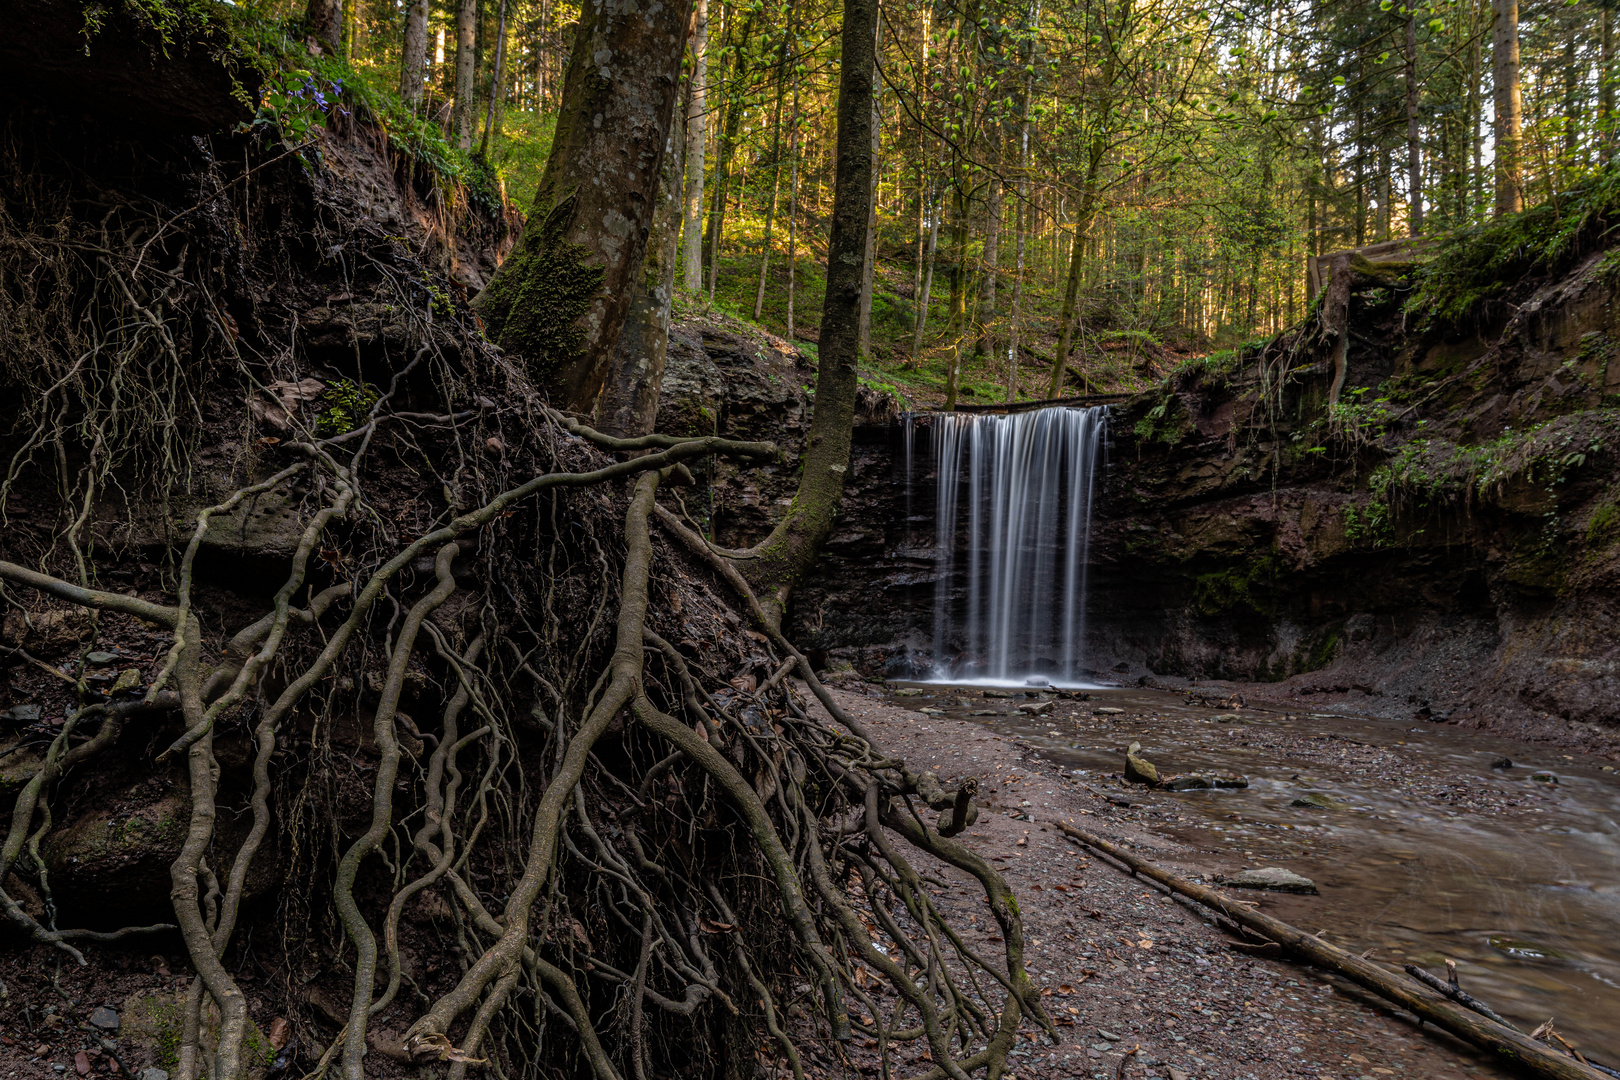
[923, 407, 1109, 683]
[884, 683, 1620, 1065]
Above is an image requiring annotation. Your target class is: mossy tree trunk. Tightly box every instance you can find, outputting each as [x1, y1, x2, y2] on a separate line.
[305, 0, 343, 53]
[475, 0, 694, 416]
[600, 72, 688, 437]
[734, 0, 877, 629]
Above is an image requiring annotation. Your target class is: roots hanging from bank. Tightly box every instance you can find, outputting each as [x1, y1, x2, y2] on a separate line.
[0, 116, 1055, 1080]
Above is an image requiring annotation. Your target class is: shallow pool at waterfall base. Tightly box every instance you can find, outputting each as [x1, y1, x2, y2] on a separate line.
[916, 674, 1111, 691]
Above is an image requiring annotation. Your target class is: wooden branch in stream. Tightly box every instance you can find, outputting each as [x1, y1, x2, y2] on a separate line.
[1052, 821, 1608, 1080]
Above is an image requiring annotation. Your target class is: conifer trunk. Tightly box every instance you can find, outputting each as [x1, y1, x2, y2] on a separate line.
[400, 0, 430, 106]
[1405, 12, 1422, 235]
[1492, 0, 1523, 215]
[474, 0, 694, 415]
[454, 0, 478, 148]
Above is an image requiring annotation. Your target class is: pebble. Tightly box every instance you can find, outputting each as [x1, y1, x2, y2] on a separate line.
[85, 651, 119, 665]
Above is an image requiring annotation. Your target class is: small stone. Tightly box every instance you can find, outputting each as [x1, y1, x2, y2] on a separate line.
[1213, 775, 1249, 789]
[918, 708, 945, 716]
[969, 709, 999, 717]
[1105, 794, 1132, 808]
[1212, 713, 1242, 723]
[984, 689, 1018, 698]
[891, 688, 923, 697]
[1218, 867, 1319, 894]
[111, 669, 143, 695]
[1017, 700, 1054, 716]
[1602, 765, 1616, 773]
[1162, 774, 1212, 791]
[1530, 771, 1557, 784]
[4, 704, 42, 722]
[1290, 792, 1350, 810]
[89, 1006, 119, 1031]
[1491, 757, 1513, 769]
[1024, 676, 1050, 687]
[1125, 741, 1160, 786]
[1093, 707, 1125, 716]
[137, 1070, 171, 1080]
[85, 651, 119, 666]
[75, 1051, 91, 1076]
[1097, 1029, 1120, 1041]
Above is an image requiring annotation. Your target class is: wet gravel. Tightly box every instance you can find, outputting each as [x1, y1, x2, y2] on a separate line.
[811, 685, 1525, 1080]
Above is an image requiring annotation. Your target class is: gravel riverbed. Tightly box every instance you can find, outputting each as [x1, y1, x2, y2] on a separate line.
[810, 684, 1527, 1080]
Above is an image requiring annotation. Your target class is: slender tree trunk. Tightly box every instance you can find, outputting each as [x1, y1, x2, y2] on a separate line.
[856, 28, 882, 357]
[1603, 9, 1616, 155]
[911, 187, 940, 359]
[785, 69, 802, 338]
[754, 19, 795, 321]
[681, 0, 709, 293]
[1492, 0, 1523, 214]
[1405, 13, 1422, 235]
[478, 0, 510, 157]
[454, 0, 478, 148]
[305, 0, 343, 53]
[942, 180, 968, 410]
[400, 0, 430, 106]
[735, 0, 877, 629]
[975, 162, 1001, 360]
[600, 80, 689, 436]
[475, 0, 694, 414]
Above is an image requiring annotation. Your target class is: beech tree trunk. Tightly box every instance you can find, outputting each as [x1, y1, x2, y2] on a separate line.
[475, 0, 694, 415]
[1492, 0, 1523, 215]
[600, 85, 688, 437]
[305, 0, 343, 53]
[681, 0, 708, 293]
[856, 24, 882, 356]
[454, 0, 478, 148]
[400, 0, 430, 106]
[735, 0, 877, 628]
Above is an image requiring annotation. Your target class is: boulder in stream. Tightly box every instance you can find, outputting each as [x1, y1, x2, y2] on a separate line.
[1162, 774, 1213, 791]
[1124, 742, 1160, 785]
[1217, 867, 1319, 894]
[1017, 700, 1054, 716]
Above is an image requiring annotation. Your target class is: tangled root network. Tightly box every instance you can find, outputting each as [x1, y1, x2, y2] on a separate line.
[0, 119, 1050, 1080]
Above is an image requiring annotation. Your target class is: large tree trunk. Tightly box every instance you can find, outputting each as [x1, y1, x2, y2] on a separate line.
[474, 0, 694, 415]
[785, 66, 802, 338]
[1492, 0, 1523, 215]
[734, 0, 877, 629]
[942, 180, 968, 410]
[305, 0, 343, 53]
[454, 0, 478, 148]
[600, 81, 688, 436]
[680, 0, 709, 293]
[400, 0, 430, 106]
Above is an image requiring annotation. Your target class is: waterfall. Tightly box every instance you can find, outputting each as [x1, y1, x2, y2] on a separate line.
[926, 406, 1108, 683]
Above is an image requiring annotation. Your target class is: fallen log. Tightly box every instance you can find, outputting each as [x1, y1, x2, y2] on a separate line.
[1053, 821, 1607, 1080]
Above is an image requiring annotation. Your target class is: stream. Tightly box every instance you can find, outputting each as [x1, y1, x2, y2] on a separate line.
[886, 681, 1620, 1065]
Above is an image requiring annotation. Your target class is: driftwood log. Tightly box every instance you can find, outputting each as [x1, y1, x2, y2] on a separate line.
[1054, 821, 1607, 1080]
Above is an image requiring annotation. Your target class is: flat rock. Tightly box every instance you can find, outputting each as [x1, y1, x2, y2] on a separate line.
[1211, 713, 1242, 723]
[891, 688, 923, 697]
[89, 1005, 119, 1031]
[1290, 792, 1350, 810]
[1024, 676, 1050, 687]
[1218, 867, 1319, 894]
[918, 707, 945, 716]
[1093, 707, 1125, 716]
[1213, 775, 1250, 789]
[983, 689, 1018, 698]
[4, 704, 42, 722]
[1162, 774, 1212, 791]
[1017, 700, 1053, 716]
[85, 651, 120, 666]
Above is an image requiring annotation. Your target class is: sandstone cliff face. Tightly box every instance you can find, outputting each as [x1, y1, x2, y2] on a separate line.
[679, 256, 1619, 747]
